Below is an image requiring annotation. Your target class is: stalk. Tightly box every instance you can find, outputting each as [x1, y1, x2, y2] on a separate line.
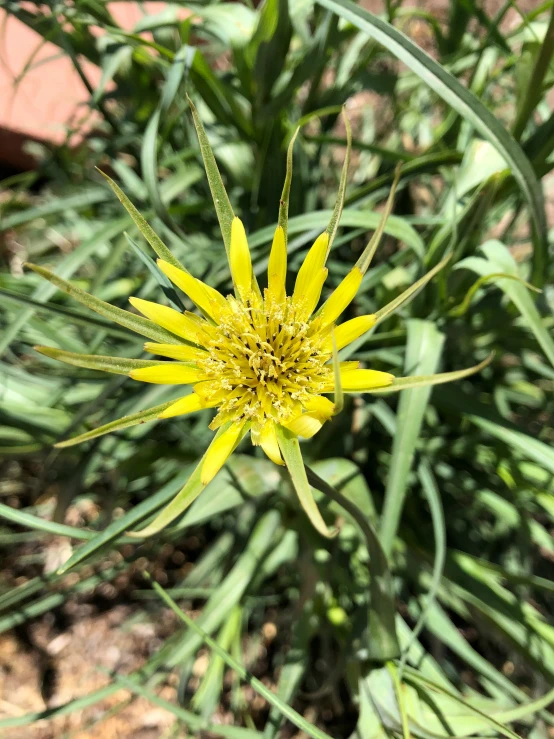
[306, 465, 400, 661]
[512, 4, 554, 141]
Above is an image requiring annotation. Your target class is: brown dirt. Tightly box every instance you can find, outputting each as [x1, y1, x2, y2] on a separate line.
[0, 605, 178, 738]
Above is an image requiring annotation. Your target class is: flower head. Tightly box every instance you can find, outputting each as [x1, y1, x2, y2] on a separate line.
[30, 103, 490, 537]
[126, 217, 392, 483]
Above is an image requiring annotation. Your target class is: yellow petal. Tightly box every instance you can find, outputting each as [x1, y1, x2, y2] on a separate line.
[308, 268, 329, 317]
[158, 393, 206, 419]
[323, 315, 376, 351]
[157, 260, 224, 318]
[267, 225, 287, 302]
[332, 368, 394, 391]
[130, 364, 205, 385]
[201, 421, 246, 485]
[144, 342, 206, 361]
[201, 280, 229, 313]
[193, 380, 216, 402]
[320, 267, 363, 326]
[292, 233, 329, 305]
[230, 217, 252, 300]
[339, 360, 360, 372]
[260, 422, 284, 465]
[129, 297, 204, 344]
[284, 412, 325, 439]
[303, 395, 335, 417]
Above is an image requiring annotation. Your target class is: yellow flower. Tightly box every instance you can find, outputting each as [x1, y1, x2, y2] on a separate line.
[126, 219, 391, 485]
[29, 104, 490, 537]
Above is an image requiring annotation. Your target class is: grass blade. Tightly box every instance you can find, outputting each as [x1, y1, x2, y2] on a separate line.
[0, 287, 135, 339]
[113, 673, 261, 739]
[317, 0, 547, 275]
[150, 577, 335, 739]
[399, 460, 446, 672]
[379, 320, 445, 556]
[457, 240, 554, 367]
[56, 468, 194, 574]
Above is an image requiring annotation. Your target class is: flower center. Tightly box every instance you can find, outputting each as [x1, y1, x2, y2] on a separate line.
[195, 291, 333, 439]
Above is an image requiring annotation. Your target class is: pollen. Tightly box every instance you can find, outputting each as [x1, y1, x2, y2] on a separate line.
[195, 289, 333, 443]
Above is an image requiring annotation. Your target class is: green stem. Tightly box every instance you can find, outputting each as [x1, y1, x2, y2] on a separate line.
[512, 3, 554, 141]
[305, 465, 400, 661]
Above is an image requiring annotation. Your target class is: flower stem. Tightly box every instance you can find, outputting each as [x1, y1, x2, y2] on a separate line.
[305, 465, 400, 661]
[512, 4, 554, 141]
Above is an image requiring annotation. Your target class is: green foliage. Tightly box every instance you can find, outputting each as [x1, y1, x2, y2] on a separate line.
[1, 0, 554, 736]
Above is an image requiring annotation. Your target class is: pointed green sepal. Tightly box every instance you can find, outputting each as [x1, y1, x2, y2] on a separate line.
[55, 400, 177, 448]
[127, 422, 249, 538]
[374, 253, 452, 326]
[355, 164, 402, 275]
[365, 352, 494, 394]
[276, 425, 336, 539]
[97, 169, 186, 271]
[278, 126, 299, 243]
[324, 108, 352, 256]
[25, 263, 184, 345]
[127, 457, 207, 538]
[35, 346, 169, 375]
[188, 95, 235, 256]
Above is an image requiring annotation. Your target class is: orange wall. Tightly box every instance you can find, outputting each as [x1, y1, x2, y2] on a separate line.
[0, 3, 181, 167]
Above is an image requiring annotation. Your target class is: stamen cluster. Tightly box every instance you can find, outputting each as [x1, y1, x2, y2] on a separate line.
[196, 290, 333, 440]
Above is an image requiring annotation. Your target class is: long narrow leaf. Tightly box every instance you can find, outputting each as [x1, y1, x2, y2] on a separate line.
[399, 460, 446, 672]
[457, 240, 554, 367]
[25, 263, 184, 345]
[1, 217, 130, 355]
[150, 578, 335, 739]
[379, 320, 445, 556]
[316, 0, 547, 280]
[0, 287, 134, 339]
